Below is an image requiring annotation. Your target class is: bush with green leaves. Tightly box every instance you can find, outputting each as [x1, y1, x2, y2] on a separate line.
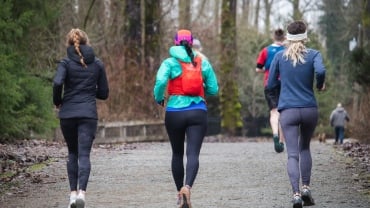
[0, 0, 59, 141]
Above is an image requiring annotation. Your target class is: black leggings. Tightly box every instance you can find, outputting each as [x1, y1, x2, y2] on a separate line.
[60, 118, 97, 191]
[165, 109, 207, 191]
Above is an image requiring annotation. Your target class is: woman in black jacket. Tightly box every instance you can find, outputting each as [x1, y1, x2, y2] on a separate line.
[53, 28, 109, 208]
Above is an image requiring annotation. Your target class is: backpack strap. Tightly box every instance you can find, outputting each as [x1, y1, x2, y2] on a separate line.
[168, 55, 205, 98]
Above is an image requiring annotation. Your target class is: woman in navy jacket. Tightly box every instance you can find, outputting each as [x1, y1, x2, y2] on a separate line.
[53, 28, 109, 208]
[267, 21, 325, 208]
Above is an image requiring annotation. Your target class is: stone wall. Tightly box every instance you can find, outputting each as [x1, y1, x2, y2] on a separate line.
[54, 121, 168, 144]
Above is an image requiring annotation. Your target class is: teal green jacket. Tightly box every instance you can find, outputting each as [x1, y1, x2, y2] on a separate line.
[153, 46, 219, 108]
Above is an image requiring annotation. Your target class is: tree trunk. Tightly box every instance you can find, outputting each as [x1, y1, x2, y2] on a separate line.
[363, 0, 370, 46]
[241, 0, 251, 27]
[291, 0, 303, 20]
[220, 0, 242, 135]
[143, 0, 161, 71]
[264, 0, 273, 34]
[140, 0, 146, 67]
[123, 0, 141, 68]
[254, 0, 260, 29]
[179, 0, 191, 29]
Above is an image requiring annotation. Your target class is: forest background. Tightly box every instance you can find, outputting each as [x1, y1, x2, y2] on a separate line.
[0, 0, 369, 143]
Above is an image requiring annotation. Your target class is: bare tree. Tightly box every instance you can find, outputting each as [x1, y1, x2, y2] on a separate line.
[263, 0, 274, 34]
[240, 0, 252, 27]
[179, 0, 191, 28]
[254, 0, 261, 28]
[364, 0, 370, 47]
[193, 0, 209, 21]
[287, 0, 318, 21]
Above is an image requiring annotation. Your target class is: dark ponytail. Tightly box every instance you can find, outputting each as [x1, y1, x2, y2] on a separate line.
[180, 40, 196, 67]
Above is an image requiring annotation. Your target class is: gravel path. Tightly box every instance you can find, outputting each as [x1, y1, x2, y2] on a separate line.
[0, 140, 369, 208]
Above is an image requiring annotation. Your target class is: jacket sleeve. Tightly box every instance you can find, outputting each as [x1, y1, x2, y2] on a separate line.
[52, 60, 68, 106]
[313, 51, 326, 90]
[153, 59, 171, 102]
[95, 59, 109, 100]
[256, 48, 267, 69]
[202, 59, 218, 96]
[329, 111, 335, 126]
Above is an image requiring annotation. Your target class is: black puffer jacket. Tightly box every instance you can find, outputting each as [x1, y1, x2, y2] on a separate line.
[53, 45, 109, 119]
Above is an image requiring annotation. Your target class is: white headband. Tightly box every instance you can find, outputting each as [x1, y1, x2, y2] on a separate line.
[286, 31, 307, 41]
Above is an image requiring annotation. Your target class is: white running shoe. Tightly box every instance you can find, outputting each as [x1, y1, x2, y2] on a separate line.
[75, 190, 85, 208]
[68, 192, 77, 208]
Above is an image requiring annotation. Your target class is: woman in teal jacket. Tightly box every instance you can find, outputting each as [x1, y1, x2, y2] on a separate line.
[153, 29, 218, 208]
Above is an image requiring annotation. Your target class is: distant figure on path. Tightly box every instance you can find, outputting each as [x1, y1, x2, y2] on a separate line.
[53, 28, 109, 208]
[330, 103, 350, 144]
[267, 20, 326, 208]
[192, 38, 207, 60]
[153, 29, 219, 208]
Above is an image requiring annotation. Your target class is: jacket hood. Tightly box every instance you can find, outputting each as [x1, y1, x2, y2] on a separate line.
[67, 45, 96, 64]
[336, 107, 345, 112]
[169, 46, 193, 62]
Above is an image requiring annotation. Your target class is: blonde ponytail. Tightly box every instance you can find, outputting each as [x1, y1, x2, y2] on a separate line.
[283, 41, 307, 67]
[66, 28, 89, 68]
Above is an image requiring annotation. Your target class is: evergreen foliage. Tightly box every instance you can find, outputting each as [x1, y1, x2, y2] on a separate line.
[316, 0, 362, 137]
[0, 0, 59, 141]
[350, 47, 370, 87]
[237, 28, 270, 120]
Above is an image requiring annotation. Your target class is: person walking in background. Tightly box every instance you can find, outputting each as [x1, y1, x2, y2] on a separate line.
[267, 20, 326, 208]
[192, 38, 207, 60]
[256, 28, 286, 153]
[53, 28, 109, 208]
[330, 103, 350, 144]
[153, 29, 218, 208]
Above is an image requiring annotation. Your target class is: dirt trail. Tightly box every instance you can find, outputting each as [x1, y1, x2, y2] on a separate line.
[0, 140, 369, 208]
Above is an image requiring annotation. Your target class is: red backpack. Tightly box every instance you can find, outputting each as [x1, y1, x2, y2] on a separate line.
[168, 55, 204, 97]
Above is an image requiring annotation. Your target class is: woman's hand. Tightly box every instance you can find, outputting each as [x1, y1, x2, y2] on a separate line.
[318, 83, 326, 91]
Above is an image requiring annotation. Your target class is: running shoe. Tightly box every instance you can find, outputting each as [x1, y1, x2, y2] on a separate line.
[75, 190, 85, 208]
[69, 194, 77, 208]
[177, 192, 182, 206]
[273, 135, 284, 153]
[292, 193, 303, 208]
[279, 142, 285, 152]
[179, 186, 192, 208]
[301, 186, 315, 206]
